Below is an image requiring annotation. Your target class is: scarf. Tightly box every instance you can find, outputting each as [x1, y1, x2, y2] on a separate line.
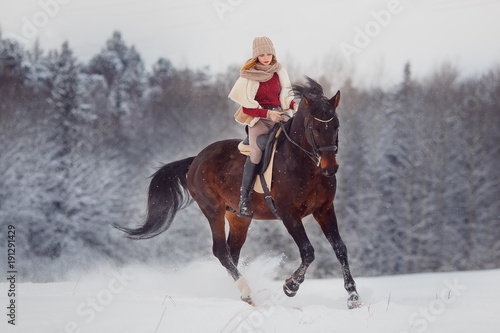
[240, 61, 282, 82]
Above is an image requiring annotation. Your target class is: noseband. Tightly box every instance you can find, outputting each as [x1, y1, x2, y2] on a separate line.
[280, 115, 338, 167]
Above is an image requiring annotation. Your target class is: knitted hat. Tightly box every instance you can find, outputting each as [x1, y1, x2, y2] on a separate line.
[252, 36, 276, 59]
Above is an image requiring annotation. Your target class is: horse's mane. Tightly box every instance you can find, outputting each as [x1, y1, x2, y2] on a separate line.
[292, 77, 335, 119]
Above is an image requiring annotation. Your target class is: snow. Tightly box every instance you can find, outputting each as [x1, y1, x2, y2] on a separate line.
[2, 258, 499, 333]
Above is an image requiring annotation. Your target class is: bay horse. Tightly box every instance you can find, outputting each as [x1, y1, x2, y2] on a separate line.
[115, 78, 361, 309]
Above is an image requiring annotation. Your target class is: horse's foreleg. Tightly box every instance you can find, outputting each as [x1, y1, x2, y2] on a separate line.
[281, 216, 315, 297]
[313, 206, 361, 309]
[333, 236, 361, 309]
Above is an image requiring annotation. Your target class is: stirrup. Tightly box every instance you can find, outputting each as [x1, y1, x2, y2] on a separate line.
[237, 199, 253, 218]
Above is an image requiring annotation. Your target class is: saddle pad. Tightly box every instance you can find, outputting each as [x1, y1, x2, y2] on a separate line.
[237, 140, 277, 194]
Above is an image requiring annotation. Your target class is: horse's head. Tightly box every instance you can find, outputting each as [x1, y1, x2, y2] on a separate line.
[293, 77, 340, 177]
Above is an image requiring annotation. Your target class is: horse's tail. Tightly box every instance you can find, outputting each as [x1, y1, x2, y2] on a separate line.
[114, 156, 196, 239]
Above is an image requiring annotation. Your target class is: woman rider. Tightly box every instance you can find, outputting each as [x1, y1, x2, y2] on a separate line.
[228, 36, 297, 218]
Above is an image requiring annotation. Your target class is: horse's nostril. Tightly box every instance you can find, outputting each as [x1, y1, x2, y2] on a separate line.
[322, 168, 337, 177]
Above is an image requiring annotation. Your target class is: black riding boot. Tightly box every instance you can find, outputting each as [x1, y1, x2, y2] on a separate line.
[238, 157, 258, 218]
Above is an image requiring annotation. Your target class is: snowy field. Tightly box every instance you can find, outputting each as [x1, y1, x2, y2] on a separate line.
[2, 258, 499, 333]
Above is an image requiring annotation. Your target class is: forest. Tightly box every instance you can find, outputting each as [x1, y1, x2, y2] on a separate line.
[1, 30, 499, 282]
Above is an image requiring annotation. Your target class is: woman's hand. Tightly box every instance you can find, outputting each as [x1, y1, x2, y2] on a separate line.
[267, 110, 286, 122]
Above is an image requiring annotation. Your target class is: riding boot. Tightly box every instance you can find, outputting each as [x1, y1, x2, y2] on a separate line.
[237, 157, 258, 218]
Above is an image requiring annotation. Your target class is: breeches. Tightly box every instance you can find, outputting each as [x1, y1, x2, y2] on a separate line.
[248, 118, 275, 164]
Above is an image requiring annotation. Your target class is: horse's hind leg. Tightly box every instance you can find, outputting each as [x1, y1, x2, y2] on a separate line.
[313, 205, 362, 309]
[199, 200, 254, 304]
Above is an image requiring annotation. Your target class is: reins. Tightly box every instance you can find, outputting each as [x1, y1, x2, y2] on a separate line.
[279, 120, 321, 166]
[279, 114, 337, 167]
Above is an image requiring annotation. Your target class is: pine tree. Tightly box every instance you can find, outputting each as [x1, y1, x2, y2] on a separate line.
[52, 42, 79, 116]
[149, 57, 175, 89]
[0, 38, 25, 104]
[87, 31, 146, 115]
[25, 39, 51, 96]
[34, 41, 80, 258]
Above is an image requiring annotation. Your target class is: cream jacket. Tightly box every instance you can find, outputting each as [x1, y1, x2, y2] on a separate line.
[228, 68, 295, 127]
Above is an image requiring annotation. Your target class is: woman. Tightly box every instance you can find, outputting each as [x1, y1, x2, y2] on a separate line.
[228, 36, 297, 218]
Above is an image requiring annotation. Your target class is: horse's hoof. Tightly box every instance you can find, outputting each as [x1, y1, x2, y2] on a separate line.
[283, 279, 299, 297]
[347, 292, 362, 309]
[241, 295, 255, 306]
[283, 284, 297, 297]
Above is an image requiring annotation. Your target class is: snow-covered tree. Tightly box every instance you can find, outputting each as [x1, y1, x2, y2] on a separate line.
[23, 39, 51, 96]
[87, 31, 146, 115]
[0, 37, 25, 103]
[51, 41, 79, 115]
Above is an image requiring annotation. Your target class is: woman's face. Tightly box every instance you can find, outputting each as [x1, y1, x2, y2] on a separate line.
[257, 54, 273, 65]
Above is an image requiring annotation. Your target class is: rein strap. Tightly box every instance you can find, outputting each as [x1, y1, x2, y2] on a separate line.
[279, 114, 338, 167]
[279, 121, 322, 167]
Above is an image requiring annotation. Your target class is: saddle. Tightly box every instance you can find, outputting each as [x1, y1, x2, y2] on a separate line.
[237, 124, 282, 193]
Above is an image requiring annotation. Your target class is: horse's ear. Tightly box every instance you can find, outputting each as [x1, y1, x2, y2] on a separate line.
[330, 90, 341, 109]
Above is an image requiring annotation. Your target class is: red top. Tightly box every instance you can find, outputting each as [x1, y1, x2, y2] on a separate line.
[242, 73, 296, 118]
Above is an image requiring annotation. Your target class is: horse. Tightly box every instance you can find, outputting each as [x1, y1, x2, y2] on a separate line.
[114, 77, 361, 309]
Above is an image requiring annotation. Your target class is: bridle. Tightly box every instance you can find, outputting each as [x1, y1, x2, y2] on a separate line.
[280, 114, 338, 167]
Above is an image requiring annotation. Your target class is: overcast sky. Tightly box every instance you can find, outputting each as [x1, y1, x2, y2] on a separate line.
[1, 0, 499, 87]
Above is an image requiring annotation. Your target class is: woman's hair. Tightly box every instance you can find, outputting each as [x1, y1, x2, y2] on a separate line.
[240, 55, 277, 71]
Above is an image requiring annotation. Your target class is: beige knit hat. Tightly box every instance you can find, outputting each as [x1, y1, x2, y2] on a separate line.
[252, 36, 276, 59]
